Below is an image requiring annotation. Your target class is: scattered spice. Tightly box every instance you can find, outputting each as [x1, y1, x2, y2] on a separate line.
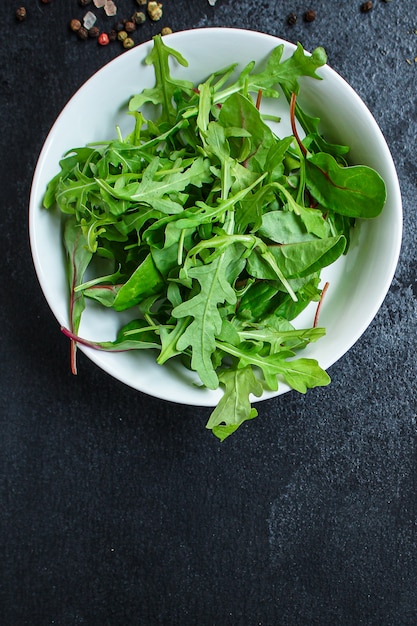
[77, 26, 89, 40]
[117, 29, 128, 41]
[88, 25, 100, 37]
[123, 37, 135, 49]
[98, 32, 110, 45]
[132, 11, 146, 25]
[360, 1, 373, 12]
[161, 26, 173, 36]
[304, 9, 316, 22]
[148, 1, 163, 21]
[136, 0, 147, 5]
[287, 12, 297, 25]
[69, 18, 82, 32]
[79, 0, 92, 6]
[124, 20, 136, 33]
[15, 6, 27, 21]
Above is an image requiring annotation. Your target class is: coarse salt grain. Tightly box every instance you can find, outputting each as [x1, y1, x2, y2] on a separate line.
[104, 0, 117, 16]
[93, 0, 106, 8]
[83, 11, 97, 29]
[208, 0, 217, 5]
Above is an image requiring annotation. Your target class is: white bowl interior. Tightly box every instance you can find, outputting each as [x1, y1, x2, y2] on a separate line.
[29, 28, 402, 406]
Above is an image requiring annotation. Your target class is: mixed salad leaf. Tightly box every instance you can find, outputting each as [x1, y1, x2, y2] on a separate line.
[43, 35, 386, 440]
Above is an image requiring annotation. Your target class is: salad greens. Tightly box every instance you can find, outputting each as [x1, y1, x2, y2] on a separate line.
[43, 35, 386, 440]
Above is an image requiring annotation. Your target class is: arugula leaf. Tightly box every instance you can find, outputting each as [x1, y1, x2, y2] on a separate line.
[172, 245, 238, 389]
[206, 366, 263, 441]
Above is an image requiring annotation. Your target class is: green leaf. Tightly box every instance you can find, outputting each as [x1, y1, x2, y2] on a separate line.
[128, 35, 194, 123]
[247, 235, 346, 280]
[113, 254, 164, 311]
[206, 366, 263, 440]
[172, 247, 238, 389]
[306, 152, 387, 218]
[95, 156, 212, 215]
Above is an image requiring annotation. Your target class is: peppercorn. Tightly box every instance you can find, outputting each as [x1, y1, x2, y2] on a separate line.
[15, 6, 27, 21]
[40, 0, 51, 3]
[360, 1, 373, 12]
[69, 18, 81, 32]
[125, 21, 136, 33]
[114, 21, 125, 32]
[79, 0, 91, 5]
[117, 30, 128, 42]
[161, 26, 172, 36]
[123, 37, 135, 49]
[304, 9, 316, 22]
[98, 32, 110, 46]
[88, 26, 100, 38]
[132, 11, 146, 25]
[77, 26, 89, 40]
[108, 29, 118, 42]
[287, 12, 297, 25]
[148, 1, 163, 21]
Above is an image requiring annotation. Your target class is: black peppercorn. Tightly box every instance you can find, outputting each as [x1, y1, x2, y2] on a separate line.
[77, 26, 89, 40]
[88, 26, 100, 38]
[287, 12, 297, 25]
[79, 0, 92, 6]
[360, 1, 373, 12]
[108, 29, 118, 42]
[15, 6, 27, 21]
[304, 9, 316, 22]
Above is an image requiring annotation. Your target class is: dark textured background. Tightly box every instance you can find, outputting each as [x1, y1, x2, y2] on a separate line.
[1, 1, 416, 624]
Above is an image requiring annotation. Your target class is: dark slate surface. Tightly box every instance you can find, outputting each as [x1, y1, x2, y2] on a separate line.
[1, 1, 416, 624]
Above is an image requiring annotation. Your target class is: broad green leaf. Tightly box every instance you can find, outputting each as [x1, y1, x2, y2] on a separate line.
[246, 235, 346, 280]
[113, 254, 164, 311]
[306, 152, 387, 218]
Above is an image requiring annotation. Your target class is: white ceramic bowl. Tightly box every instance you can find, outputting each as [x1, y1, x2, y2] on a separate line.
[29, 28, 402, 406]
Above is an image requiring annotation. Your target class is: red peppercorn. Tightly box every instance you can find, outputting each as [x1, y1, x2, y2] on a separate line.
[98, 32, 110, 46]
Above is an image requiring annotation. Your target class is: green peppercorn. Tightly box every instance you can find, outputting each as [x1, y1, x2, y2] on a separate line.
[15, 7, 27, 21]
[123, 37, 135, 49]
[117, 30, 128, 42]
[132, 11, 146, 25]
[161, 26, 173, 36]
